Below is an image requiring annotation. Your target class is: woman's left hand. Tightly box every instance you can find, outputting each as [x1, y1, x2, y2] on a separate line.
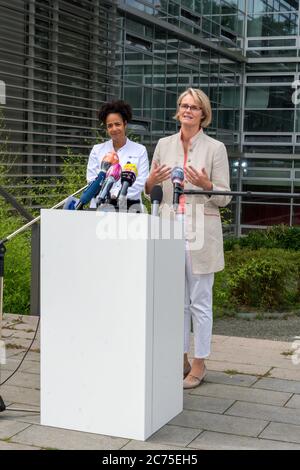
[185, 166, 213, 191]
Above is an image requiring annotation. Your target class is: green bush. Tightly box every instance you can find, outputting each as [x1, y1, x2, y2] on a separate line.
[0, 200, 31, 314]
[0, 146, 151, 314]
[224, 225, 300, 252]
[214, 248, 300, 314]
[0, 151, 87, 314]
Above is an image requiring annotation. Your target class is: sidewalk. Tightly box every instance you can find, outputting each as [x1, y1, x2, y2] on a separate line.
[1, 313, 300, 450]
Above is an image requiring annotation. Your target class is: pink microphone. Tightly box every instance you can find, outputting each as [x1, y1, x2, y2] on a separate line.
[97, 163, 122, 204]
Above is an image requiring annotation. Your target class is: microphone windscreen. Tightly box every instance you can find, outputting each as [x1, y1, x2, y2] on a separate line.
[63, 196, 79, 210]
[122, 162, 138, 177]
[107, 163, 122, 181]
[120, 163, 138, 186]
[171, 167, 184, 184]
[150, 185, 163, 204]
[101, 152, 119, 170]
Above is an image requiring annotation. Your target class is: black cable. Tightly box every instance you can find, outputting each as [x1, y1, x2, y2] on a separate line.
[0, 316, 40, 387]
[0, 316, 40, 413]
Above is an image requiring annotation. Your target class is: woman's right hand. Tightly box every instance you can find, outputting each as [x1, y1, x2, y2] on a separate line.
[145, 161, 172, 194]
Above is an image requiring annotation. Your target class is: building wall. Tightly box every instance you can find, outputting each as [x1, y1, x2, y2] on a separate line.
[240, 0, 300, 231]
[0, 0, 299, 230]
[0, 0, 118, 207]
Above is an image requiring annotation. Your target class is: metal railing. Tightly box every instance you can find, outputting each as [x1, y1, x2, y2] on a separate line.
[0, 184, 88, 318]
[0, 186, 39, 316]
[0, 186, 299, 320]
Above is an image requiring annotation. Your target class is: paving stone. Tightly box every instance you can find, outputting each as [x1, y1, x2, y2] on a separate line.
[121, 441, 186, 450]
[3, 314, 38, 327]
[3, 415, 40, 426]
[205, 370, 258, 387]
[1, 371, 40, 389]
[1, 405, 40, 425]
[191, 382, 291, 406]
[209, 351, 294, 370]
[3, 318, 300, 450]
[170, 410, 267, 437]
[0, 384, 40, 406]
[2, 329, 36, 340]
[0, 358, 39, 374]
[253, 377, 300, 394]
[4, 338, 34, 350]
[189, 431, 300, 450]
[215, 336, 291, 351]
[226, 401, 300, 426]
[211, 335, 229, 345]
[0, 358, 24, 371]
[12, 351, 40, 362]
[206, 360, 271, 376]
[3, 349, 26, 359]
[147, 425, 201, 447]
[0, 441, 40, 450]
[0, 420, 31, 439]
[285, 395, 300, 409]
[260, 422, 300, 444]
[11, 424, 128, 450]
[23, 362, 40, 374]
[270, 368, 300, 381]
[184, 394, 234, 413]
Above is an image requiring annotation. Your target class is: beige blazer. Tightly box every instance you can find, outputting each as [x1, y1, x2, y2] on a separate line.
[151, 130, 231, 274]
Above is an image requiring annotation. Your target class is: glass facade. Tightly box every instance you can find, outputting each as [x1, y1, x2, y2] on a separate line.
[0, 0, 299, 232]
[242, 0, 300, 233]
[0, 0, 118, 205]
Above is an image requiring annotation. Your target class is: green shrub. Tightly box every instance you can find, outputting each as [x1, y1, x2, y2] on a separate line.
[224, 225, 300, 252]
[214, 248, 300, 314]
[0, 200, 31, 314]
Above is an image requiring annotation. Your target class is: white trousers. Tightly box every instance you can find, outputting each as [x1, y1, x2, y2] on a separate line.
[184, 247, 214, 359]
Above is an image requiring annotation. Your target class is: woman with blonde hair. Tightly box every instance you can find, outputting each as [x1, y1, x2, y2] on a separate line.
[145, 88, 231, 389]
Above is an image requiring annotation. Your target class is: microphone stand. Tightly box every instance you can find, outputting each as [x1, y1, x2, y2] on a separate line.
[0, 183, 88, 396]
[173, 185, 184, 206]
[183, 189, 300, 198]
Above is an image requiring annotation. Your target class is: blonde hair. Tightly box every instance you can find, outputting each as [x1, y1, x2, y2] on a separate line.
[174, 88, 212, 128]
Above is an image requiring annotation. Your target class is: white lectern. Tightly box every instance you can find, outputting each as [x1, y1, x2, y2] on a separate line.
[40, 209, 185, 440]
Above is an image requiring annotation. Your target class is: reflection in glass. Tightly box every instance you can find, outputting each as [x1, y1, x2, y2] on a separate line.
[247, 13, 298, 37]
[242, 203, 291, 225]
[244, 110, 294, 132]
[245, 86, 293, 108]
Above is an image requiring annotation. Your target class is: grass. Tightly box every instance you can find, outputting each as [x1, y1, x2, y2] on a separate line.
[223, 369, 240, 375]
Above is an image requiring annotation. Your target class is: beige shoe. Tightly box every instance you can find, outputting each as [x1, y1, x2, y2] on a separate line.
[183, 366, 207, 389]
[183, 363, 191, 379]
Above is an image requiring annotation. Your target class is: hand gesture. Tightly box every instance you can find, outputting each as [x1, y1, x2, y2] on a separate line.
[150, 161, 172, 184]
[185, 166, 213, 191]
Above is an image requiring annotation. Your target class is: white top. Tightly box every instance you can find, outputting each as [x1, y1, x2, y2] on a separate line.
[86, 138, 149, 202]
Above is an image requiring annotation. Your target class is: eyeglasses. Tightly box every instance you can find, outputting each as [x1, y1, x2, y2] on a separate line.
[180, 103, 202, 112]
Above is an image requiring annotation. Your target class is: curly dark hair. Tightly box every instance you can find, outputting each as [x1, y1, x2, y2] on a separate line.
[98, 100, 133, 125]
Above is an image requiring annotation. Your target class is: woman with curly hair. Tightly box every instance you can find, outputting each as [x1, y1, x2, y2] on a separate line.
[87, 100, 149, 208]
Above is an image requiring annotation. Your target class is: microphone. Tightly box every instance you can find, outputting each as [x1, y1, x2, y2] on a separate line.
[96, 163, 122, 206]
[118, 163, 138, 198]
[74, 152, 119, 210]
[150, 185, 163, 217]
[117, 163, 138, 212]
[101, 151, 119, 171]
[63, 196, 79, 210]
[171, 167, 184, 207]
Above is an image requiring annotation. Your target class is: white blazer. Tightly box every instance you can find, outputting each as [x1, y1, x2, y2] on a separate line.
[151, 130, 231, 274]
